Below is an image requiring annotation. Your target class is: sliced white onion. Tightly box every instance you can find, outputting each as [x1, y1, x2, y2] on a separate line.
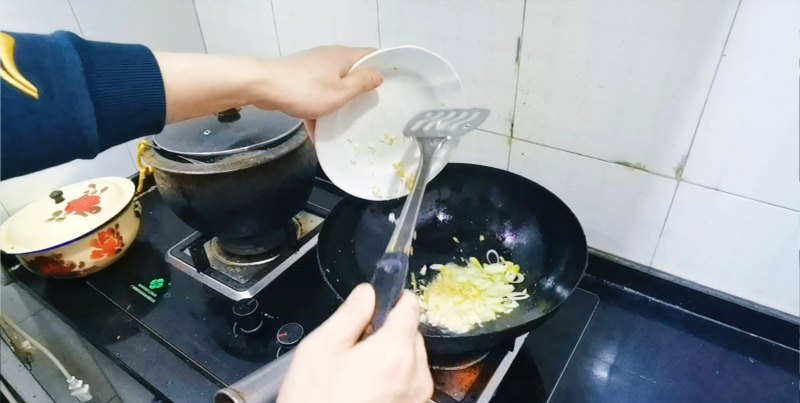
[486, 249, 500, 264]
[414, 252, 529, 334]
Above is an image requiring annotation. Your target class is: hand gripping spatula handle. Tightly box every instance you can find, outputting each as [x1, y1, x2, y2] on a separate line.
[369, 108, 490, 331]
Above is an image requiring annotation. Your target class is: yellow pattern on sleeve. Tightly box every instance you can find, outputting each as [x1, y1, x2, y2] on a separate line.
[1, 32, 39, 99]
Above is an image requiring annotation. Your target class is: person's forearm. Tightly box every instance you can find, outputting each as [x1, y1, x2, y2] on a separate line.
[154, 52, 268, 123]
[1, 31, 166, 180]
[155, 46, 381, 124]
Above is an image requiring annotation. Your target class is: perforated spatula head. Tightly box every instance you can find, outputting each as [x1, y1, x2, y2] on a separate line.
[403, 108, 491, 139]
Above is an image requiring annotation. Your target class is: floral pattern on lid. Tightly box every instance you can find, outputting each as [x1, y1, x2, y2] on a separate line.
[0, 177, 135, 255]
[47, 183, 108, 222]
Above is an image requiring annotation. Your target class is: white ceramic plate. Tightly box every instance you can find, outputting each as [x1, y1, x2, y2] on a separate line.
[315, 46, 464, 200]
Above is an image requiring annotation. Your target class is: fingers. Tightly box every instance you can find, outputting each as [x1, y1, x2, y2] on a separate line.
[414, 332, 429, 370]
[303, 119, 316, 142]
[335, 47, 377, 75]
[312, 283, 375, 348]
[340, 68, 383, 102]
[377, 290, 421, 343]
[414, 332, 434, 399]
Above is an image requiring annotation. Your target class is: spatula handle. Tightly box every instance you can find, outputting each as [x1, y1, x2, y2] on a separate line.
[369, 252, 409, 331]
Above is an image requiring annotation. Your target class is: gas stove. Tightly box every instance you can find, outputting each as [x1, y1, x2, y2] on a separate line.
[165, 209, 325, 300]
[9, 176, 599, 402]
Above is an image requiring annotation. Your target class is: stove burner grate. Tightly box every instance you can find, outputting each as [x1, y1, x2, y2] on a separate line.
[165, 210, 325, 300]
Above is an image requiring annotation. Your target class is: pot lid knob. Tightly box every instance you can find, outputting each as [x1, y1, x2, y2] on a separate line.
[216, 108, 242, 123]
[49, 190, 65, 204]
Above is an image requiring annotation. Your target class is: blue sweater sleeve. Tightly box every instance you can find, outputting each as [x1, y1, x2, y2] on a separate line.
[0, 31, 165, 180]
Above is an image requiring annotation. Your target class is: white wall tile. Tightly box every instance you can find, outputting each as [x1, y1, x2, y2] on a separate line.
[653, 183, 800, 316]
[69, 0, 205, 52]
[509, 139, 677, 265]
[515, 0, 738, 176]
[683, 0, 800, 211]
[194, 0, 280, 58]
[272, 0, 379, 55]
[0, 0, 81, 34]
[450, 131, 510, 170]
[379, 0, 524, 136]
[0, 143, 136, 214]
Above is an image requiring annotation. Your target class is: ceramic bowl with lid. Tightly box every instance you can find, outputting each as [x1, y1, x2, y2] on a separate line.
[0, 177, 141, 278]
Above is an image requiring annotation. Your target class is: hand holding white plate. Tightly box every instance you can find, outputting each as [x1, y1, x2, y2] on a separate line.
[315, 46, 464, 200]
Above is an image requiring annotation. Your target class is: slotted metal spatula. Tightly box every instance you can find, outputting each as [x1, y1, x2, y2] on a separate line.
[369, 108, 491, 331]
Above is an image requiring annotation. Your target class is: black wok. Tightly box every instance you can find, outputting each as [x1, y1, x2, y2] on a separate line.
[317, 163, 587, 363]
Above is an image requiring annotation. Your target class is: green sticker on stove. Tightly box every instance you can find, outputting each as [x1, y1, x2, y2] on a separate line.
[149, 278, 165, 290]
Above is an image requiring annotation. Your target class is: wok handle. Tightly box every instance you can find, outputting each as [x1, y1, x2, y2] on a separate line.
[214, 349, 295, 403]
[369, 252, 409, 332]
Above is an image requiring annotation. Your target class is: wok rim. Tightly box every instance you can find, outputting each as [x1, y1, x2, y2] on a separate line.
[316, 163, 588, 340]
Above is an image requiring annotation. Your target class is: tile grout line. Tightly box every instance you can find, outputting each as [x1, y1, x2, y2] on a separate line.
[190, 0, 209, 53]
[651, 0, 764, 265]
[677, 0, 743, 171]
[681, 180, 799, 212]
[66, 0, 85, 37]
[269, 0, 282, 56]
[375, 0, 382, 48]
[510, 133, 798, 212]
[513, 136, 677, 179]
[506, 0, 528, 171]
[648, 182, 681, 266]
[477, 129, 510, 139]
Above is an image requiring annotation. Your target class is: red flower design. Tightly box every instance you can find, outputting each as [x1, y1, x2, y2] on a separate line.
[65, 194, 101, 216]
[26, 254, 78, 276]
[89, 224, 124, 259]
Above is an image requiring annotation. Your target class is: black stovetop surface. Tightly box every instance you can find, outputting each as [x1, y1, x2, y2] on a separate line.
[9, 179, 599, 402]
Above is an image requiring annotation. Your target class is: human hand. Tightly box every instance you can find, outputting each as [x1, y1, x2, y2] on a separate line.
[253, 46, 383, 136]
[278, 284, 433, 403]
[156, 46, 380, 129]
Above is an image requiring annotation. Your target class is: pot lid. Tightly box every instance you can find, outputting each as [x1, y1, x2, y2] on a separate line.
[0, 177, 135, 254]
[152, 106, 303, 157]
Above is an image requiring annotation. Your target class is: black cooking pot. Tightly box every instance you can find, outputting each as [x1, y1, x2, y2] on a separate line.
[141, 107, 317, 255]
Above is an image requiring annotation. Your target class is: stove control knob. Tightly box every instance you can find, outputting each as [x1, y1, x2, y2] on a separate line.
[232, 299, 263, 334]
[232, 298, 259, 316]
[276, 323, 304, 348]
